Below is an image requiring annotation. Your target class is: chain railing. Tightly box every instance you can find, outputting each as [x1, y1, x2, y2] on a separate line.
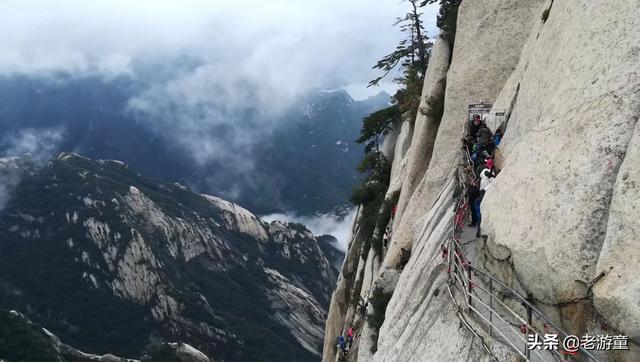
[443, 135, 601, 362]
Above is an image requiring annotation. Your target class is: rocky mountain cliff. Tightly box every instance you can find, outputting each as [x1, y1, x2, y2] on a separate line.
[324, 1, 639, 361]
[0, 152, 338, 361]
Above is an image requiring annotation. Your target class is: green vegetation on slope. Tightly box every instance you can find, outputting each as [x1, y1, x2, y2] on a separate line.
[0, 155, 329, 361]
[0, 311, 61, 362]
[367, 287, 393, 353]
[351, 0, 433, 263]
[346, 0, 463, 353]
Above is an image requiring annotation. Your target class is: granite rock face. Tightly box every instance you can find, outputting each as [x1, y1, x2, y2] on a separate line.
[324, 0, 640, 361]
[391, 38, 450, 223]
[383, 0, 545, 273]
[593, 123, 640, 340]
[322, 205, 366, 361]
[385, 117, 414, 199]
[481, 0, 640, 343]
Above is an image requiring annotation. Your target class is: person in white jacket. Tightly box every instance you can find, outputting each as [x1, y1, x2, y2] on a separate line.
[480, 168, 494, 191]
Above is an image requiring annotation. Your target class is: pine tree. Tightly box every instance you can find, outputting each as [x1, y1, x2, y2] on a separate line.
[368, 0, 431, 87]
[356, 106, 401, 155]
[409, 0, 428, 75]
[350, 106, 398, 206]
[422, 0, 462, 47]
[352, 0, 437, 207]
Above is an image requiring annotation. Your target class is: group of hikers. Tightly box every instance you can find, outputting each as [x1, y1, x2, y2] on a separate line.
[333, 113, 501, 358]
[336, 326, 356, 356]
[462, 114, 503, 237]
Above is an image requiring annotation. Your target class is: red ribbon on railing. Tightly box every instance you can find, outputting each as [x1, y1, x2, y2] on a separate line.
[454, 211, 464, 229]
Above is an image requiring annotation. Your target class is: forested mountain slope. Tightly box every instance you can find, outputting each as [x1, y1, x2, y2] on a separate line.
[0, 153, 338, 361]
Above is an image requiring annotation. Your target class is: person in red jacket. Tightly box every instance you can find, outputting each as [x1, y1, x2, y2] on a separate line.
[485, 158, 494, 171]
[347, 327, 354, 348]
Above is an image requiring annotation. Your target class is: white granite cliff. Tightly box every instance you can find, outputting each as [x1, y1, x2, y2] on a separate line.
[323, 1, 640, 361]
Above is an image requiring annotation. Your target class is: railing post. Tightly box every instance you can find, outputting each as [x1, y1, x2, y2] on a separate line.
[447, 240, 452, 280]
[525, 297, 533, 359]
[467, 265, 472, 309]
[489, 278, 493, 338]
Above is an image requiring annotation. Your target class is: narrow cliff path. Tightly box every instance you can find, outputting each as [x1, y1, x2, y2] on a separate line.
[444, 137, 602, 362]
[456, 224, 555, 362]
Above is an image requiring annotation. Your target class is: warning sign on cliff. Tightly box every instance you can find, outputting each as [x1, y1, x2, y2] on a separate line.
[468, 102, 493, 119]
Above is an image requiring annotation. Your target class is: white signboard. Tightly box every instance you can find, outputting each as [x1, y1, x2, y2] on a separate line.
[468, 103, 493, 119]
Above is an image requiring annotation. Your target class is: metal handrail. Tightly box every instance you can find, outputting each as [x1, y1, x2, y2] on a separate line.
[470, 267, 564, 336]
[450, 278, 530, 360]
[449, 230, 554, 360]
[450, 237, 530, 330]
[469, 285, 550, 361]
[446, 282, 499, 361]
[442, 128, 601, 361]
[450, 251, 570, 361]
[467, 271, 569, 361]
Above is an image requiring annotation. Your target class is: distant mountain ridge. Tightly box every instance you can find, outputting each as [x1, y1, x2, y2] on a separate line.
[0, 75, 390, 215]
[0, 153, 339, 361]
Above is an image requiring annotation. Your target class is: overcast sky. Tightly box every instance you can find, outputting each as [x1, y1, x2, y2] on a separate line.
[0, 0, 440, 179]
[0, 0, 441, 235]
[0, 0, 439, 100]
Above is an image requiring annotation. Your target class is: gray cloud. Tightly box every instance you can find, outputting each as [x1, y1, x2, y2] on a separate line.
[1, 127, 65, 164]
[0, 127, 66, 210]
[262, 209, 357, 252]
[0, 0, 439, 209]
[0, 0, 438, 95]
[127, 64, 268, 167]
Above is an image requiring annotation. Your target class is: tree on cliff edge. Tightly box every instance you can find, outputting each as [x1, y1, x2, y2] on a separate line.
[350, 107, 397, 206]
[423, 0, 462, 47]
[351, 106, 399, 205]
[356, 106, 401, 157]
[368, 0, 431, 88]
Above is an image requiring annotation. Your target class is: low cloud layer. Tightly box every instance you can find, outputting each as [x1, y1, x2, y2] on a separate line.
[127, 64, 275, 170]
[0, 0, 438, 96]
[1, 127, 65, 164]
[262, 210, 357, 252]
[0, 127, 66, 210]
[0, 1, 438, 214]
